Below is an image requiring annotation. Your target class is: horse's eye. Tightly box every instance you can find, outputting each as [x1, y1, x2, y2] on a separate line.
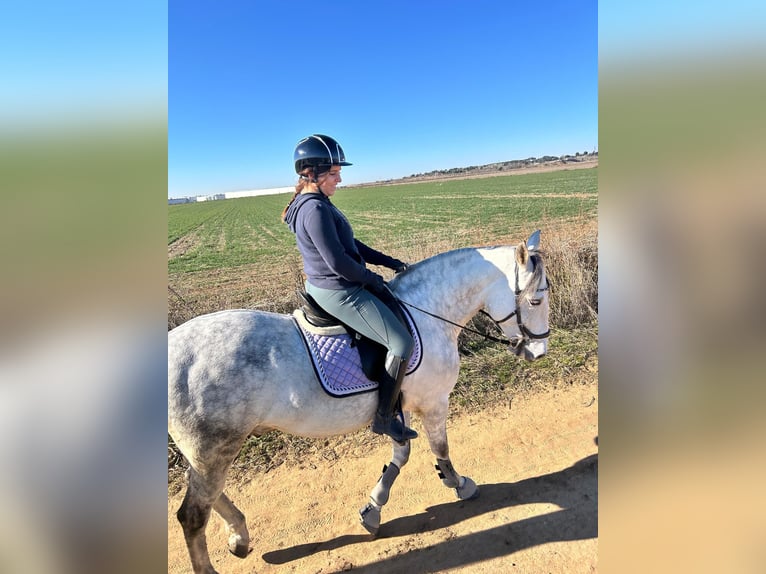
[529, 298, 542, 306]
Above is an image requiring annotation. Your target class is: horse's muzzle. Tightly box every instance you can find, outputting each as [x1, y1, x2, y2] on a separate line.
[509, 338, 546, 362]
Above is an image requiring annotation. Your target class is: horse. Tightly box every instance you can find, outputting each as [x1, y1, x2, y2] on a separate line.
[169, 230, 551, 574]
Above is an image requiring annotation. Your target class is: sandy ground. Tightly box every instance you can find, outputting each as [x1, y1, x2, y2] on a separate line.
[168, 379, 598, 574]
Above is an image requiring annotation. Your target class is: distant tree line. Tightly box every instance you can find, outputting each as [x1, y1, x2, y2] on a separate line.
[403, 151, 597, 180]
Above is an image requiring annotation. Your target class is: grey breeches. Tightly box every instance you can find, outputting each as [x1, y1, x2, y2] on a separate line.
[305, 282, 414, 360]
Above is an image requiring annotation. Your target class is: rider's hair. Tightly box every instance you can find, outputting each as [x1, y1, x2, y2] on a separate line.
[281, 168, 317, 222]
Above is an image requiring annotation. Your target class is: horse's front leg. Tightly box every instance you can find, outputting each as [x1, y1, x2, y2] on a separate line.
[422, 401, 479, 501]
[359, 412, 413, 536]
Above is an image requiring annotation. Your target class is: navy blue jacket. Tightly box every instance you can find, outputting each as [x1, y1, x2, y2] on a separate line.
[284, 192, 404, 290]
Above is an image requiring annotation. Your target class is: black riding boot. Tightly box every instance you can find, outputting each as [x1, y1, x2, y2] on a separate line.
[371, 355, 418, 442]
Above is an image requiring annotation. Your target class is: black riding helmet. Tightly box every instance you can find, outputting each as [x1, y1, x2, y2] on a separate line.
[294, 134, 352, 176]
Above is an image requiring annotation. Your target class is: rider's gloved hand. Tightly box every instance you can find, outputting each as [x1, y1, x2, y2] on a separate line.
[393, 261, 409, 274]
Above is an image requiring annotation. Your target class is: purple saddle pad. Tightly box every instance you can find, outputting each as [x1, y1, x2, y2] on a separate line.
[294, 306, 421, 398]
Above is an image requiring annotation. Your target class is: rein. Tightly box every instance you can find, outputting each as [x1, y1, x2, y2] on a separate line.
[396, 299, 512, 345]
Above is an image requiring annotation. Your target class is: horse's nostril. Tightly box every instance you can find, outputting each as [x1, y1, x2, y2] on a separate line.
[509, 337, 523, 349]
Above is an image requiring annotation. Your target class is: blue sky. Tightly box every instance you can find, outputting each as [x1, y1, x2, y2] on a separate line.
[169, 1, 597, 198]
[1, 2, 166, 126]
[599, 1, 766, 64]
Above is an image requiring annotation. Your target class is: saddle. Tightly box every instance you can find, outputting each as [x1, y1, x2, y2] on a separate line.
[297, 289, 409, 383]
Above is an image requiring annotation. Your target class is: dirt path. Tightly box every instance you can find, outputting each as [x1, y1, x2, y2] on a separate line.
[168, 379, 598, 573]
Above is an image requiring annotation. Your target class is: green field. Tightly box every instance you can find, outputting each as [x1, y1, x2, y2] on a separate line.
[168, 167, 597, 275]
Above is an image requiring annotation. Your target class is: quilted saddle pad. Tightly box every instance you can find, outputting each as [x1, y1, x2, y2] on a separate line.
[293, 306, 422, 397]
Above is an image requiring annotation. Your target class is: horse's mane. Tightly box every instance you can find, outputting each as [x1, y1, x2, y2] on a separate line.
[392, 247, 546, 299]
[406, 247, 476, 273]
[520, 253, 546, 300]
[390, 248, 477, 289]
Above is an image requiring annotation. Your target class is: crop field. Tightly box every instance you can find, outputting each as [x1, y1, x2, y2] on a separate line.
[168, 166, 597, 328]
[168, 167, 597, 276]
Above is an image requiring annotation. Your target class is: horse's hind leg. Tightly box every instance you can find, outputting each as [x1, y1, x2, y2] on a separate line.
[422, 405, 479, 501]
[177, 466, 224, 574]
[359, 412, 413, 535]
[213, 492, 250, 558]
[177, 452, 247, 574]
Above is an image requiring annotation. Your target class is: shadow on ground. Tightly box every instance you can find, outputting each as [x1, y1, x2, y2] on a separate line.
[262, 453, 597, 572]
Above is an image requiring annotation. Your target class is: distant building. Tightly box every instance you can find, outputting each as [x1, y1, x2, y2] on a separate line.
[223, 186, 293, 200]
[168, 186, 293, 205]
[168, 197, 195, 205]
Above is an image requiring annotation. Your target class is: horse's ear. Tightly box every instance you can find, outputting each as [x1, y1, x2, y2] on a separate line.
[515, 240, 529, 266]
[527, 229, 541, 253]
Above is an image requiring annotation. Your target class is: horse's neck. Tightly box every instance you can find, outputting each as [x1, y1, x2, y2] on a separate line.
[397, 248, 502, 326]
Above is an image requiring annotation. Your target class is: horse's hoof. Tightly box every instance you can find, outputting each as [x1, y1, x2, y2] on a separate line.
[229, 543, 249, 559]
[456, 476, 479, 500]
[359, 502, 381, 536]
[228, 535, 250, 558]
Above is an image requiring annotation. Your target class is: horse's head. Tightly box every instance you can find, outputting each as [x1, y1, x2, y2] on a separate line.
[481, 230, 550, 361]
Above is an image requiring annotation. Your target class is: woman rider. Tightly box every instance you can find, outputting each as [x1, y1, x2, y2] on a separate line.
[282, 134, 417, 443]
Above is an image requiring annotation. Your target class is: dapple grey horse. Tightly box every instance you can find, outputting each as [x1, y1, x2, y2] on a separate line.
[169, 231, 550, 574]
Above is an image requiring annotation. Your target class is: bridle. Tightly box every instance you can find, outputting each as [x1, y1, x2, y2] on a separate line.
[481, 258, 550, 350]
[396, 257, 550, 350]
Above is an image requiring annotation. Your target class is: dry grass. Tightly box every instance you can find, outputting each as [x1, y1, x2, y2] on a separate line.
[167, 254, 305, 329]
[540, 218, 598, 328]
